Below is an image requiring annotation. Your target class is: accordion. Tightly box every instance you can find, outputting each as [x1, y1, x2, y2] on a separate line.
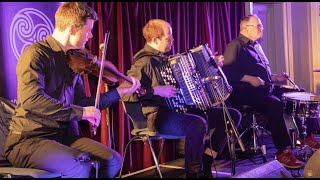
[155, 43, 232, 113]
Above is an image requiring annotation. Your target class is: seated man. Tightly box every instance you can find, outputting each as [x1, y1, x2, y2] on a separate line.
[122, 19, 242, 178]
[222, 14, 320, 169]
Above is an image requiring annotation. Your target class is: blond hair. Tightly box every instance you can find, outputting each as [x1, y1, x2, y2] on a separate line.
[142, 19, 170, 43]
[55, 2, 98, 31]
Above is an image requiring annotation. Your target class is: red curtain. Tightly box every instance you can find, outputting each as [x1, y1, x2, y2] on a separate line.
[82, 2, 245, 173]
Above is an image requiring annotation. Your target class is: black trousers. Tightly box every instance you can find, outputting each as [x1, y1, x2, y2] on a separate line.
[154, 106, 241, 173]
[229, 86, 292, 151]
[195, 107, 242, 155]
[4, 130, 122, 178]
[154, 108, 208, 174]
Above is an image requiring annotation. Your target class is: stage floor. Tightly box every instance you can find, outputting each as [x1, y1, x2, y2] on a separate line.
[120, 132, 319, 178]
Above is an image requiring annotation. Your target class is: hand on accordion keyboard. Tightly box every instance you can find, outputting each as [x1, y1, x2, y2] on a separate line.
[153, 85, 177, 98]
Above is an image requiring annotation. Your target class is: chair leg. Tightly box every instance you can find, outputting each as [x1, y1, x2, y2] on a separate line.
[146, 136, 163, 178]
[158, 138, 165, 163]
[91, 161, 100, 178]
[118, 136, 141, 178]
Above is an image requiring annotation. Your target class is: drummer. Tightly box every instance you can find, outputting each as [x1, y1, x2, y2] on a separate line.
[222, 14, 320, 169]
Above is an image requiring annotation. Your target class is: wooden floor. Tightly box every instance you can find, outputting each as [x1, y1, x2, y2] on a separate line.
[120, 132, 319, 178]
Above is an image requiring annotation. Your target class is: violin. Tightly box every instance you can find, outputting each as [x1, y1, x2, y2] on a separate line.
[65, 48, 147, 96]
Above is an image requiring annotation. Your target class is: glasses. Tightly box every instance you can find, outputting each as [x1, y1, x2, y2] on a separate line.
[246, 24, 264, 29]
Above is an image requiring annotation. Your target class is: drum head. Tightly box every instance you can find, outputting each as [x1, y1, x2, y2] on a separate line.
[282, 92, 317, 102]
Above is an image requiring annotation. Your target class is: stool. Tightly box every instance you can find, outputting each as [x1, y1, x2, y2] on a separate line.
[237, 105, 270, 163]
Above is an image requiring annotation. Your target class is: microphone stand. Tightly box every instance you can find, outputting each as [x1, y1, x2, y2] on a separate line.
[207, 76, 245, 176]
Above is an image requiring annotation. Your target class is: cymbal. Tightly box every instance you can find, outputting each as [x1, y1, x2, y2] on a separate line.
[314, 68, 320, 72]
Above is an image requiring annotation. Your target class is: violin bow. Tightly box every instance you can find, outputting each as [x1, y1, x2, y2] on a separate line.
[92, 32, 110, 135]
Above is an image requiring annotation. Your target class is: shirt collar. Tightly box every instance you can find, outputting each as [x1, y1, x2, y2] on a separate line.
[143, 43, 168, 62]
[238, 33, 256, 46]
[144, 43, 166, 57]
[47, 35, 62, 50]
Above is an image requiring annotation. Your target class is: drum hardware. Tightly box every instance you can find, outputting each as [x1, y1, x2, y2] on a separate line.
[294, 116, 315, 162]
[285, 113, 300, 149]
[282, 92, 318, 161]
[207, 76, 245, 176]
[282, 92, 320, 118]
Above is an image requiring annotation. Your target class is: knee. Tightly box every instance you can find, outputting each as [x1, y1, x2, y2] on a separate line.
[61, 152, 92, 178]
[188, 116, 208, 136]
[267, 98, 283, 110]
[103, 150, 123, 178]
[228, 108, 242, 127]
[197, 117, 209, 135]
[272, 101, 283, 110]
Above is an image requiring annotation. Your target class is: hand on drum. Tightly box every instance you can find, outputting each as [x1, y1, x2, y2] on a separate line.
[271, 72, 288, 83]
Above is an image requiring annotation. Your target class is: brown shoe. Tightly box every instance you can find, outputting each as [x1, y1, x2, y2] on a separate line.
[276, 149, 304, 169]
[303, 136, 320, 149]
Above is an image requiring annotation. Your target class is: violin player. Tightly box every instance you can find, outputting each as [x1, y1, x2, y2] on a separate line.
[3, 2, 140, 178]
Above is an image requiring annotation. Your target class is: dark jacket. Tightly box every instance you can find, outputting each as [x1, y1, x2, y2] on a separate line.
[8, 35, 120, 141]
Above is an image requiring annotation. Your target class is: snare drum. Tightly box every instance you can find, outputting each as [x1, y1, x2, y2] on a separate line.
[282, 92, 320, 118]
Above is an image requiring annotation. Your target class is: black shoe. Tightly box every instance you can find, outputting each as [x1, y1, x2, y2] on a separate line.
[200, 153, 214, 178]
[186, 171, 214, 178]
[186, 172, 199, 178]
[198, 170, 214, 178]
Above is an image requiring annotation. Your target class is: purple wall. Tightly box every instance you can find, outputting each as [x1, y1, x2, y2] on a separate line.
[0, 2, 62, 102]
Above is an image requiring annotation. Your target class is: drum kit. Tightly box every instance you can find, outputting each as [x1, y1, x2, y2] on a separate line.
[281, 69, 320, 161]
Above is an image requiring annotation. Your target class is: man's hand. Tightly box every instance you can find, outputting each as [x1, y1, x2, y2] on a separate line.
[82, 106, 101, 128]
[153, 85, 176, 98]
[271, 73, 288, 83]
[250, 76, 265, 87]
[213, 52, 224, 67]
[241, 75, 265, 87]
[117, 76, 141, 97]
